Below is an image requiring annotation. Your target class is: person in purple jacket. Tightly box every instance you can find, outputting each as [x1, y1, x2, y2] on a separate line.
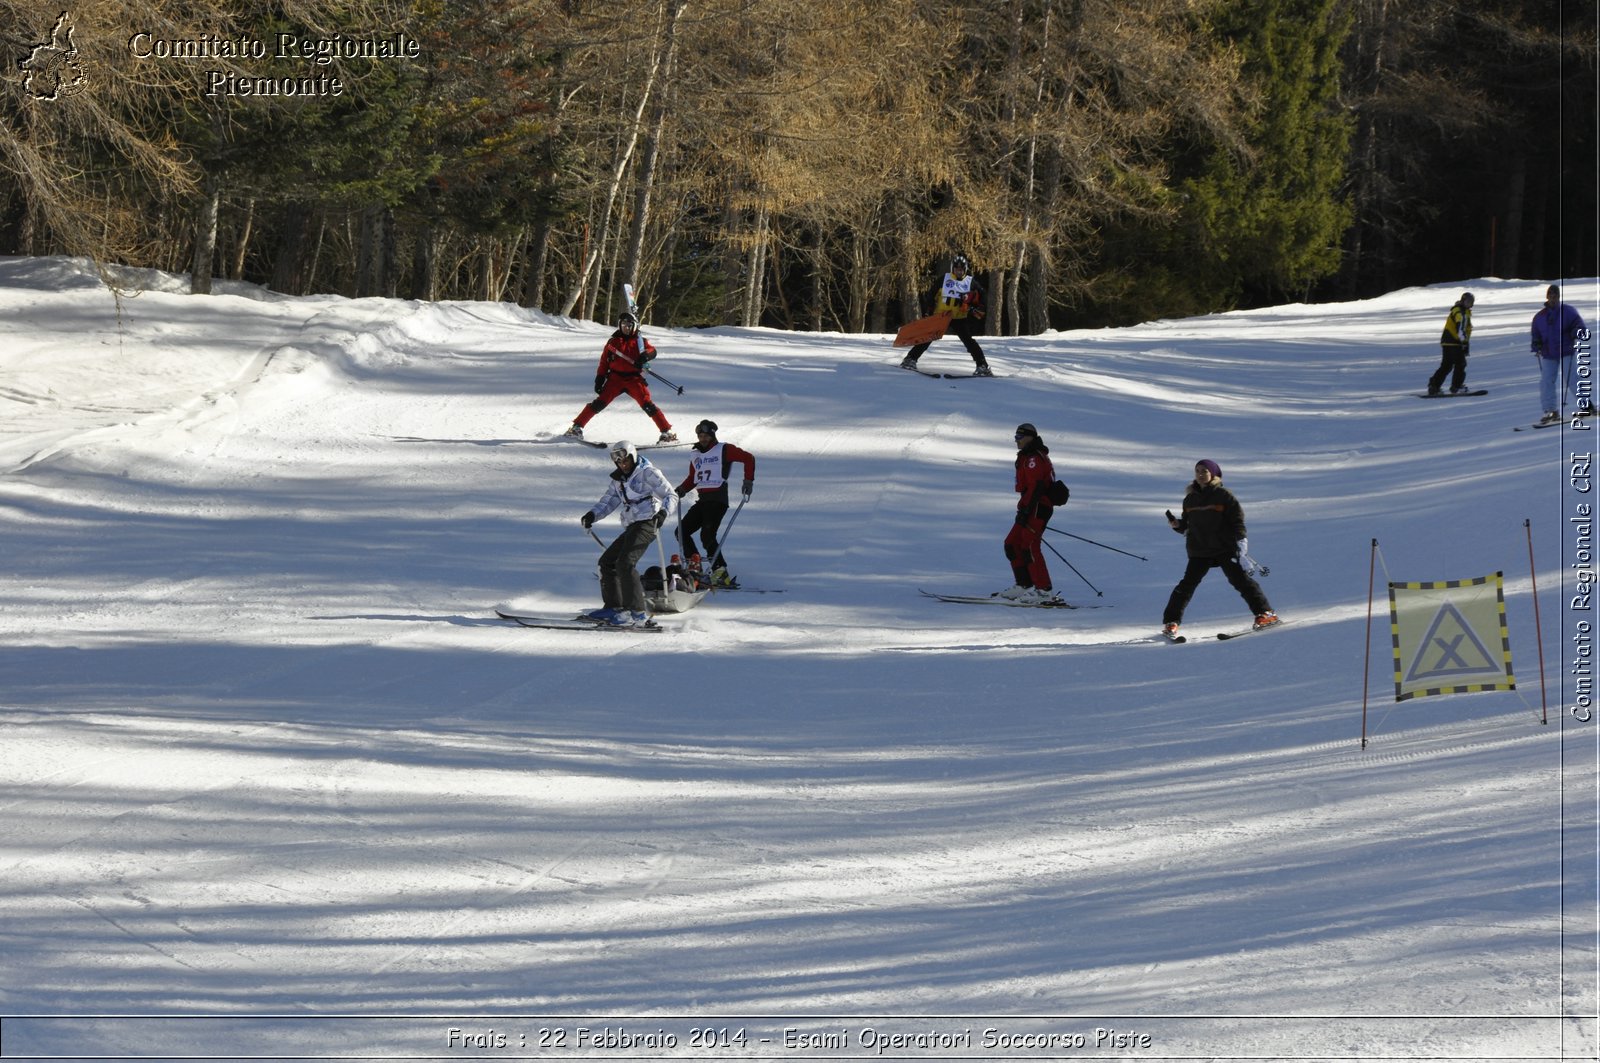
[1531, 284, 1591, 424]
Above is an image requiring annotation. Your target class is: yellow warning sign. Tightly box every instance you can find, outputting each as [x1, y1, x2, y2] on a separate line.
[1388, 573, 1515, 702]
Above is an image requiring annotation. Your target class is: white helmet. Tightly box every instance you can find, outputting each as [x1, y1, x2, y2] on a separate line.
[608, 439, 637, 464]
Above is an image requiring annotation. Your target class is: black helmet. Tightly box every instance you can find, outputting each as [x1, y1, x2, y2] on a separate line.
[618, 311, 638, 330]
[951, 254, 970, 273]
[695, 419, 718, 437]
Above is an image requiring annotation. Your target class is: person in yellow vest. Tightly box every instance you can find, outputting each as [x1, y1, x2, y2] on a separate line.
[899, 255, 993, 376]
[1425, 292, 1474, 396]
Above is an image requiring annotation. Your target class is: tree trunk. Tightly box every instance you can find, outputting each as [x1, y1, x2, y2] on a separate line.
[1499, 155, 1525, 278]
[847, 227, 871, 332]
[562, 36, 666, 317]
[231, 197, 255, 280]
[411, 224, 439, 301]
[520, 221, 551, 309]
[270, 206, 310, 294]
[743, 206, 770, 327]
[189, 172, 220, 295]
[623, 0, 687, 301]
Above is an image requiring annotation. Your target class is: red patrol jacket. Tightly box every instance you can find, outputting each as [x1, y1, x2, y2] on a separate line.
[1015, 442, 1055, 519]
[597, 331, 656, 378]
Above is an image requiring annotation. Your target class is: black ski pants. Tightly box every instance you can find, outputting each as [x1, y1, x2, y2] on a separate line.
[679, 489, 731, 567]
[598, 519, 659, 612]
[906, 318, 986, 366]
[1163, 555, 1272, 626]
[1427, 342, 1468, 393]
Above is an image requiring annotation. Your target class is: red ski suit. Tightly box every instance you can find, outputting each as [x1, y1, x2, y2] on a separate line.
[573, 329, 671, 433]
[1005, 440, 1056, 590]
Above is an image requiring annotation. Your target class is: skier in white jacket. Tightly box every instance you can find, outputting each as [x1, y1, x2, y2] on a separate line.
[580, 440, 677, 626]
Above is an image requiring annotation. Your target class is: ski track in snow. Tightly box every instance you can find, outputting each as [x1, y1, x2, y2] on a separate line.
[0, 258, 1594, 1059]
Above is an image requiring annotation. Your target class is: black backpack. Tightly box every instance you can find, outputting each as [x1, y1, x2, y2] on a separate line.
[1046, 479, 1070, 506]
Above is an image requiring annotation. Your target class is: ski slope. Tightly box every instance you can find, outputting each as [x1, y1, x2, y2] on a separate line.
[0, 256, 1595, 1060]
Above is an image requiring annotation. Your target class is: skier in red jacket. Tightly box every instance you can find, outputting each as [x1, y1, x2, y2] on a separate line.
[1000, 422, 1061, 604]
[565, 312, 676, 443]
[675, 419, 755, 587]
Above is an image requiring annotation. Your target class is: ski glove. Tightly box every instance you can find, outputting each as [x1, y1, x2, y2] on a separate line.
[580, 512, 595, 529]
[741, 479, 753, 500]
[594, 375, 607, 394]
[1236, 537, 1248, 559]
[653, 510, 668, 529]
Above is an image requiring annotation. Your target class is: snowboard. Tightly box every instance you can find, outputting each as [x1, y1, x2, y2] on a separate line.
[893, 312, 951, 348]
[1416, 390, 1487, 398]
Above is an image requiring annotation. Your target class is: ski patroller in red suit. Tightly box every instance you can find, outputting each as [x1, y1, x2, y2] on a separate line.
[566, 312, 676, 442]
[1001, 423, 1061, 605]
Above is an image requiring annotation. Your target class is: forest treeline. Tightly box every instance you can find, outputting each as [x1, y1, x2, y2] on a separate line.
[2, 0, 1594, 332]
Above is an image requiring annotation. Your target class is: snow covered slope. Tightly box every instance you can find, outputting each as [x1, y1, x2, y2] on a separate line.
[0, 257, 1594, 1059]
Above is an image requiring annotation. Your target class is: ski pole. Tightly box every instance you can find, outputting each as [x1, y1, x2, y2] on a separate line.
[1044, 526, 1148, 561]
[1241, 552, 1271, 577]
[1039, 536, 1104, 597]
[647, 367, 684, 395]
[705, 497, 748, 581]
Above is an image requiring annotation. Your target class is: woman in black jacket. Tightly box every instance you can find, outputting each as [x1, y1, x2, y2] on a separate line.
[1162, 459, 1278, 638]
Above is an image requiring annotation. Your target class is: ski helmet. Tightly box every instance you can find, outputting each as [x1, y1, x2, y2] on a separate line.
[618, 311, 638, 330]
[695, 419, 718, 437]
[951, 254, 970, 273]
[609, 440, 637, 464]
[1015, 422, 1037, 439]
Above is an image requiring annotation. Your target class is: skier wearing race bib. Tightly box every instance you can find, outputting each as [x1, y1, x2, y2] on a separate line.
[566, 312, 677, 444]
[998, 423, 1061, 605]
[675, 419, 755, 588]
[899, 254, 993, 376]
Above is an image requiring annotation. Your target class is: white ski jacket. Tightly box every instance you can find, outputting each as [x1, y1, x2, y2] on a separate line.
[588, 457, 676, 527]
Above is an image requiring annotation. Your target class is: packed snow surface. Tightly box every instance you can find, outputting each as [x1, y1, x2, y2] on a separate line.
[0, 257, 1595, 1060]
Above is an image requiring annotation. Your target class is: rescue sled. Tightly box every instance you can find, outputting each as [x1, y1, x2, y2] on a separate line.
[893, 311, 951, 348]
[643, 565, 709, 613]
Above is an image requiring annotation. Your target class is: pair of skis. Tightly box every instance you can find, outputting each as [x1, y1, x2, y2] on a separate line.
[920, 589, 1078, 609]
[902, 365, 999, 380]
[496, 608, 666, 633]
[1513, 409, 1596, 431]
[564, 436, 689, 450]
[1164, 618, 1283, 643]
[622, 282, 684, 395]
